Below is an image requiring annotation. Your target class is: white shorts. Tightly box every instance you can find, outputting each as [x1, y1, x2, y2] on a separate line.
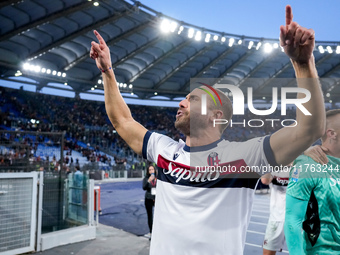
[263, 221, 286, 252]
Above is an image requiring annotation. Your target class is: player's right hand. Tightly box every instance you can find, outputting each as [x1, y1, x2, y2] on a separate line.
[90, 30, 112, 72]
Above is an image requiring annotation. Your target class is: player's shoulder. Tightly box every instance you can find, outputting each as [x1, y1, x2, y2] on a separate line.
[327, 155, 340, 166]
[149, 131, 184, 149]
[289, 155, 323, 181]
[294, 155, 317, 166]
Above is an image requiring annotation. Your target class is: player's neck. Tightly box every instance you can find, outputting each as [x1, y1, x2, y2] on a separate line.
[185, 132, 221, 147]
[322, 140, 340, 158]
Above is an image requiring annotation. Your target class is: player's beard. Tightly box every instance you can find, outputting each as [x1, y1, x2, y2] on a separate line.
[175, 111, 209, 137]
[175, 112, 190, 136]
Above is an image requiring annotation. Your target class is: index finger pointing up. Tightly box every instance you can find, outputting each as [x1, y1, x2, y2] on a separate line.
[285, 5, 293, 26]
[94, 30, 106, 46]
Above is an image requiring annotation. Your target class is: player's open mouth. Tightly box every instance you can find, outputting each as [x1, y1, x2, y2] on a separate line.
[176, 110, 183, 118]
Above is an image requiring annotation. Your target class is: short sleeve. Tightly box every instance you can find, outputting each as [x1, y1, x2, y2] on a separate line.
[142, 131, 178, 164]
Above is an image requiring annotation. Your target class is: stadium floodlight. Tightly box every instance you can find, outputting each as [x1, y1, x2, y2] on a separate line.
[129, 84, 133, 89]
[256, 42, 262, 50]
[46, 69, 51, 74]
[248, 41, 254, 49]
[23, 63, 30, 70]
[29, 65, 35, 71]
[205, 33, 211, 43]
[273, 43, 279, 49]
[91, 87, 95, 90]
[93, 2, 99, 6]
[57, 71, 61, 76]
[326, 46, 333, 54]
[195, 31, 202, 41]
[52, 70, 57, 75]
[238, 39, 242, 45]
[330, 100, 333, 103]
[131, 92, 134, 95]
[15, 70, 22, 77]
[326, 93, 330, 97]
[170, 21, 178, 33]
[318, 45, 325, 54]
[228, 38, 234, 47]
[263, 43, 273, 53]
[34, 66, 41, 72]
[62, 73, 66, 77]
[123, 83, 127, 88]
[160, 19, 171, 33]
[213, 35, 218, 41]
[336, 46, 340, 54]
[64, 82, 68, 85]
[154, 92, 158, 95]
[94, 85, 97, 88]
[221, 37, 226, 43]
[98, 79, 102, 84]
[41, 68, 46, 73]
[178, 26, 184, 35]
[188, 28, 195, 38]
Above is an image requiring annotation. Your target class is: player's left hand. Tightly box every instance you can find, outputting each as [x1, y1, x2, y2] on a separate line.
[280, 5, 315, 64]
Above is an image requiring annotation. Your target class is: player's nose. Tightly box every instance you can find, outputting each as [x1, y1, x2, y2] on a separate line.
[179, 98, 188, 108]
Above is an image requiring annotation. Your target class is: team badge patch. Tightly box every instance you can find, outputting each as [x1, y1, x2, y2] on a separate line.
[207, 152, 220, 166]
[173, 152, 180, 160]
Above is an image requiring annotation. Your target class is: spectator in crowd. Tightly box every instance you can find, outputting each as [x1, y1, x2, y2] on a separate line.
[143, 165, 157, 240]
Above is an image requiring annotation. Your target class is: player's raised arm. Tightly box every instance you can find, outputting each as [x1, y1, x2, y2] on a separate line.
[90, 30, 147, 154]
[270, 5, 325, 165]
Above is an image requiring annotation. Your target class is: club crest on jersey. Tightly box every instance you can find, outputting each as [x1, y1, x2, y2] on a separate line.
[173, 152, 180, 160]
[207, 152, 221, 166]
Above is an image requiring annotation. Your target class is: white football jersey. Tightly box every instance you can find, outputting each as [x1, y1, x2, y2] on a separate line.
[143, 131, 277, 255]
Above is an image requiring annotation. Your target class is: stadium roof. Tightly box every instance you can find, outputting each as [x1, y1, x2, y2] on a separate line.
[0, 0, 339, 102]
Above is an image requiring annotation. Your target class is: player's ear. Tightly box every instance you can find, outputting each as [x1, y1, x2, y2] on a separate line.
[214, 110, 223, 119]
[327, 129, 336, 139]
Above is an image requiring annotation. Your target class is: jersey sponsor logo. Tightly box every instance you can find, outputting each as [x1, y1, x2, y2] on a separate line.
[157, 155, 259, 189]
[272, 177, 289, 186]
[157, 155, 253, 183]
[163, 160, 220, 183]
